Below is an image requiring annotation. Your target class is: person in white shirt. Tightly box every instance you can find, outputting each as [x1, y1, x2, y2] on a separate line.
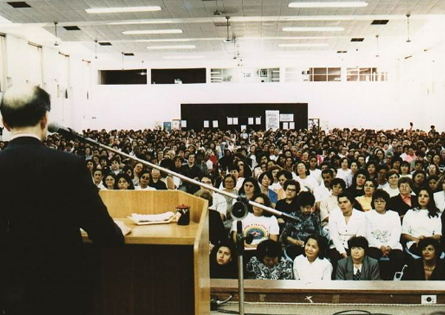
[336, 157, 353, 188]
[294, 161, 319, 196]
[383, 170, 400, 198]
[199, 175, 227, 220]
[320, 178, 346, 235]
[402, 188, 442, 258]
[92, 168, 106, 190]
[433, 177, 445, 213]
[328, 192, 367, 272]
[366, 189, 405, 280]
[135, 170, 156, 191]
[316, 169, 334, 208]
[293, 234, 332, 282]
[231, 193, 279, 250]
[308, 155, 322, 186]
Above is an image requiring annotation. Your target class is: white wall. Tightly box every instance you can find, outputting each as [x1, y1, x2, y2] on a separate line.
[87, 81, 402, 131]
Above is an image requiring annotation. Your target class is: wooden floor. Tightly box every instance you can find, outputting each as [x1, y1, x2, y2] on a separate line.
[211, 279, 445, 305]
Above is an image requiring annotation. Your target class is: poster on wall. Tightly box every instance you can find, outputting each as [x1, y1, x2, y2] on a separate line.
[181, 120, 187, 128]
[213, 120, 219, 128]
[248, 117, 254, 125]
[203, 120, 209, 128]
[265, 110, 280, 131]
[172, 119, 181, 130]
[227, 117, 233, 125]
[255, 117, 261, 125]
[280, 114, 294, 122]
[289, 122, 295, 129]
[283, 122, 289, 130]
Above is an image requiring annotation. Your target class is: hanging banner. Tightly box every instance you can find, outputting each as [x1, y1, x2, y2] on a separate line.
[265, 110, 280, 131]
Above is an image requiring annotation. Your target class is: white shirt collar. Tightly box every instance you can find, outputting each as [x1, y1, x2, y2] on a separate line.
[10, 133, 41, 141]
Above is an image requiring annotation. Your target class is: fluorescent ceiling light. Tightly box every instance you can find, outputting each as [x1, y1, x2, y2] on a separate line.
[289, 2, 368, 8]
[278, 43, 329, 47]
[283, 27, 344, 32]
[123, 29, 182, 35]
[163, 56, 205, 60]
[136, 38, 192, 43]
[86, 6, 161, 14]
[146, 45, 196, 50]
[108, 20, 174, 25]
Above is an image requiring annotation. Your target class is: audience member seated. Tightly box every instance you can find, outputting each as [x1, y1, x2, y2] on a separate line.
[320, 178, 345, 237]
[366, 189, 405, 280]
[356, 178, 377, 212]
[389, 177, 418, 219]
[383, 170, 400, 198]
[281, 191, 321, 260]
[403, 237, 445, 280]
[231, 193, 279, 250]
[246, 239, 293, 280]
[237, 177, 261, 202]
[402, 188, 442, 258]
[328, 192, 367, 272]
[258, 171, 278, 206]
[335, 236, 381, 280]
[149, 168, 167, 190]
[293, 234, 332, 281]
[92, 167, 106, 190]
[346, 169, 369, 198]
[210, 241, 238, 279]
[134, 169, 155, 190]
[103, 173, 115, 190]
[114, 173, 135, 190]
[275, 179, 300, 226]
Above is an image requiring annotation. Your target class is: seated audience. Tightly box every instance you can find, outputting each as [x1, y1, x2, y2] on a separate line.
[114, 173, 135, 190]
[231, 193, 279, 249]
[293, 234, 332, 281]
[403, 237, 445, 280]
[389, 177, 418, 219]
[402, 188, 442, 258]
[281, 191, 321, 260]
[210, 241, 237, 279]
[356, 178, 377, 212]
[246, 239, 293, 280]
[335, 236, 381, 280]
[366, 189, 405, 280]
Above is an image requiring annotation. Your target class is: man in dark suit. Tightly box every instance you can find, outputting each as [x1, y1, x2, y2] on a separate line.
[0, 85, 125, 315]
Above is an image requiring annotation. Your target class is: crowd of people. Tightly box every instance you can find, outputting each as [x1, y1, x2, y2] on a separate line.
[3, 124, 445, 281]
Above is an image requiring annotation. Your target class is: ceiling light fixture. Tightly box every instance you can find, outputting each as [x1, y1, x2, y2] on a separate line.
[289, 2, 368, 8]
[163, 56, 205, 60]
[108, 20, 173, 25]
[94, 40, 98, 59]
[123, 29, 182, 35]
[146, 45, 196, 50]
[86, 6, 161, 14]
[136, 39, 192, 43]
[375, 34, 380, 57]
[283, 27, 344, 32]
[278, 43, 329, 47]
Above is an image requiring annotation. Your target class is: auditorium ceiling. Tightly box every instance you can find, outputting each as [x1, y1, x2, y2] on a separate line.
[0, 0, 443, 62]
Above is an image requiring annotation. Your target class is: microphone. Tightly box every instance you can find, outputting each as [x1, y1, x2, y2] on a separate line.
[48, 122, 80, 138]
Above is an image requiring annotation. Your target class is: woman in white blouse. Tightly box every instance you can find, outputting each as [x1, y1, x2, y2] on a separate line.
[402, 188, 442, 258]
[328, 192, 367, 271]
[366, 189, 405, 280]
[293, 234, 332, 282]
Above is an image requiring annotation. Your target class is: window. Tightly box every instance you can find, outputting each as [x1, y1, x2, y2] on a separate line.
[309, 68, 341, 82]
[28, 42, 43, 86]
[347, 67, 388, 82]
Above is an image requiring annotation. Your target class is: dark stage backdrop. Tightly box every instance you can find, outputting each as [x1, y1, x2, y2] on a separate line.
[181, 103, 308, 131]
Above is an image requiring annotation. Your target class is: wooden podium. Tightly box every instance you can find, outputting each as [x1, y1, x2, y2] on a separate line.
[84, 190, 210, 315]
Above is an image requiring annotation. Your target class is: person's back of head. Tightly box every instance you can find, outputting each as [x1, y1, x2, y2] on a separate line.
[1, 84, 51, 128]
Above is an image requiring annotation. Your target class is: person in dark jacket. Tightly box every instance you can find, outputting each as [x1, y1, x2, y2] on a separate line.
[0, 84, 125, 315]
[403, 237, 445, 280]
[335, 236, 381, 280]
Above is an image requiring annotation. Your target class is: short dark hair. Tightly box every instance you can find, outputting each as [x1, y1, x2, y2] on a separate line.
[330, 178, 346, 190]
[256, 239, 282, 262]
[1, 85, 51, 128]
[337, 191, 355, 204]
[222, 174, 237, 188]
[371, 189, 390, 209]
[277, 169, 292, 180]
[321, 168, 334, 178]
[298, 191, 315, 207]
[248, 193, 272, 217]
[348, 236, 369, 254]
[283, 179, 300, 193]
[304, 234, 328, 260]
[418, 237, 442, 259]
[398, 176, 413, 189]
